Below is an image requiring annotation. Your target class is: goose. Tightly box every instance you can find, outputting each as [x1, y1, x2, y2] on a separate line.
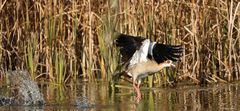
[114, 33, 183, 102]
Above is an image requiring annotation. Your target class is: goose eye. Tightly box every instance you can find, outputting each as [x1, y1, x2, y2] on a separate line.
[166, 60, 172, 64]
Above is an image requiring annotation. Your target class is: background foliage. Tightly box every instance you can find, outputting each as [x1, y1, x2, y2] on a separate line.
[0, 0, 239, 85]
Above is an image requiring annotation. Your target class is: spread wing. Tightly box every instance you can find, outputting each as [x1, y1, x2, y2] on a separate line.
[115, 33, 150, 67]
[149, 43, 183, 64]
[115, 33, 183, 66]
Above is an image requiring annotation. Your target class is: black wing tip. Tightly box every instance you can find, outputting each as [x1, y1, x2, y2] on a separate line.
[168, 44, 184, 59]
[153, 43, 184, 63]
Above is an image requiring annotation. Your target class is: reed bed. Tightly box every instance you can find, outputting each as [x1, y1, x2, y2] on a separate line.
[0, 0, 239, 85]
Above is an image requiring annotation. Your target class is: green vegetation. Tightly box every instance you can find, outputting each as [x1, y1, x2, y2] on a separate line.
[0, 0, 239, 85]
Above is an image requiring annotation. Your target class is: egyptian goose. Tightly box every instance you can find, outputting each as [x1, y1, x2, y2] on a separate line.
[114, 33, 183, 102]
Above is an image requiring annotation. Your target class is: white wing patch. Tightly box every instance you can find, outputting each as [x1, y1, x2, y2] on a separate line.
[129, 39, 150, 68]
[148, 42, 156, 56]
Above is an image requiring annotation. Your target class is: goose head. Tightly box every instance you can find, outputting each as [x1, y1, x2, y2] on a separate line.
[162, 60, 175, 68]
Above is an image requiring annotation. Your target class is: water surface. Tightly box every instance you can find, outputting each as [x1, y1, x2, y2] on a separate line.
[1, 81, 240, 111]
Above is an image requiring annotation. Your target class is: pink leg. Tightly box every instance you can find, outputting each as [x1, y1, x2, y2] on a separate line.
[133, 81, 138, 93]
[133, 81, 141, 103]
[136, 82, 141, 102]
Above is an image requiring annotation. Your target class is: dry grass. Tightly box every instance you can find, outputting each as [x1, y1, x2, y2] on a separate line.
[0, 0, 239, 85]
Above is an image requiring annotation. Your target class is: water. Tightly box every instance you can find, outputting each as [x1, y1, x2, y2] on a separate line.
[1, 81, 240, 111]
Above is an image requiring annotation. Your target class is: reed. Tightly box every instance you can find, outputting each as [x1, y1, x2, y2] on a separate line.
[0, 0, 239, 85]
[26, 42, 35, 80]
[55, 50, 66, 84]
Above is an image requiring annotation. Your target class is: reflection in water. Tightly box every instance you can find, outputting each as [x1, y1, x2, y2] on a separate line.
[0, 82, 240, 110]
